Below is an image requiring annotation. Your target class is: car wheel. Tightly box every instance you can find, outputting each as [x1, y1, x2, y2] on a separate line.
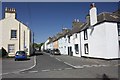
[15, 59, 17, 61]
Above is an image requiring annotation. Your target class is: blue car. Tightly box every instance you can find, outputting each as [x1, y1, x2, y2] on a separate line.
[15, 51, 27, 61]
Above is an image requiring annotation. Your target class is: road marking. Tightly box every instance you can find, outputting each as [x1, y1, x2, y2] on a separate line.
[57, 69, 62, 71]
[100, 65, 109, 67]
[63, 62, 76, 68]
[55, 58, 61, 61]
[50, 55, 54, 57]
[83, 65, 92, 68]
[65, 68, 73, 70]
[1, 56, 37, 76]
[74, 66, 84, 69]
[29, 71, 38, 73]
[42, 69, 50, 72]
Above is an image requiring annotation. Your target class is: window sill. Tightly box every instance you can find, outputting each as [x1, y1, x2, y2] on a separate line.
[10, 38, 18, 40]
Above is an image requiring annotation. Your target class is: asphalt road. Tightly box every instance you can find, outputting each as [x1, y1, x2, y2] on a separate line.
[2, 56, 35, 74]
[23, 53, 73, 72]
[2, 52, 120, 79]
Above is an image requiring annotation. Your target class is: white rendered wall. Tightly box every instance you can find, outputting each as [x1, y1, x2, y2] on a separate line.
[44, 39, 49, 50]
[90, 7, 97, 26]
[58, 37, 68, 55]
[81, 22, 119, 59]
[72, 33, 81, 57]
[105, 22, 119, 59]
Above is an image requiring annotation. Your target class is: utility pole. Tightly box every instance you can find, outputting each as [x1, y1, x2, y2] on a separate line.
[33, 32, 35, 55]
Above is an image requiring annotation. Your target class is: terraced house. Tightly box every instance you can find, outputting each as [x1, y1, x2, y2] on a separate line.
[44, 3, 120, 59]
[80, 3, 120, 59]
[0, 8, 33, 57]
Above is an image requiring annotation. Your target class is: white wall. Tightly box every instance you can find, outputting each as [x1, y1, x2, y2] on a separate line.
[106, 22, 119, 58]
[72, 33, 81, 57]
[58, 36, 68, 55]
[44, 39, 49, 50]
[81, 22, 119, 59]
[90, 7, 97, 26]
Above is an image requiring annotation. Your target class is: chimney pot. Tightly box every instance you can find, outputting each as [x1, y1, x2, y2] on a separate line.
[5, 7, 7, 11]
[77, 19, 79, 22]
[90, 3, 95, 8]
[74, 19, 77, 22]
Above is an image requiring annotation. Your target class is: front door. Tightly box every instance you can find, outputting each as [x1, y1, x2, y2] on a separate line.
[68, 46, 72, 56]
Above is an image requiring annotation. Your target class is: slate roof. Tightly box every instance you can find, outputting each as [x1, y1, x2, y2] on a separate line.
[81, 10, 120, 31]
[97, 12, 120, 23]
[69, 21, 85, 35]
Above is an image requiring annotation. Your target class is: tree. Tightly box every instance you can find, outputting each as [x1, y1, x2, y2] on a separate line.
[33, 42, 44, 51]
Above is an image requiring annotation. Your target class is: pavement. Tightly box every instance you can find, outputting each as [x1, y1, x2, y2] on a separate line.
[53, 54, 120, 69]
[2, 56, 35, 75]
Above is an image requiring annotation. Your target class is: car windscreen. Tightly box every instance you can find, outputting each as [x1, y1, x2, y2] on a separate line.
[16, 51, 26, 55]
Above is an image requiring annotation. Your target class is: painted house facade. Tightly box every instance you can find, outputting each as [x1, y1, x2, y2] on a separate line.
[58, 28, 70, 55]
[70, 20, 84, 57]
[0, 8, 32, 57]
[80, 3, 120, 59]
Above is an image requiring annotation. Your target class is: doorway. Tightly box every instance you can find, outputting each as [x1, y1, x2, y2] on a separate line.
[68, 46, 72, 56]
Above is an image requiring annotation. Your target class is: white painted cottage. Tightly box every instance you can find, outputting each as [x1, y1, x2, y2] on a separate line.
[0, 8, 33, 57]
[80, 3, 120, 59]
[69, 19, 84, 57]
[58, 28, 70, 55]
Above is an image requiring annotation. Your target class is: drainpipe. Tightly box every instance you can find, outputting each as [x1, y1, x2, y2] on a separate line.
[19, 23, 21, 51]
[33, 32, 35, 54]
[79, 32, 82, 57]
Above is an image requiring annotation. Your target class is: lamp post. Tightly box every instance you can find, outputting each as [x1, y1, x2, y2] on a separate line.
[33, 32, 35, 55]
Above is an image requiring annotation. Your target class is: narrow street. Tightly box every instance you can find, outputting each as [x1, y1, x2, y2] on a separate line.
[2, 52, 119, 79]
[23, 53, 73, 72]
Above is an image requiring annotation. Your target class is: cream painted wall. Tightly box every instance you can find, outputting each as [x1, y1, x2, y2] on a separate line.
[0, 21, 2, 49]
[1, 17, 31, 56]
[5, 13, 15, 19]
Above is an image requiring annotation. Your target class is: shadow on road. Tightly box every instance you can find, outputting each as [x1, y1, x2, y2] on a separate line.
[34, 52, 43, 56]
[96, 73, 118, 80]
[15, 58, 30, 61]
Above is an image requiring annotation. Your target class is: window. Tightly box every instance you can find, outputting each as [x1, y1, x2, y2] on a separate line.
[68, 36, 70, 43]
[118, 23, 120, 36]
[84, 30, 88, 40]
[75, 44, 79, 54]
[8, 44, 15, 53]
[11, 30, 17, 38]
[84, 43, 89, 54]
[75, 34, 77, 38]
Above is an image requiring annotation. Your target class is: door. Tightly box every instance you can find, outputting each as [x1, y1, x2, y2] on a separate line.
[68, 46, 72, 56]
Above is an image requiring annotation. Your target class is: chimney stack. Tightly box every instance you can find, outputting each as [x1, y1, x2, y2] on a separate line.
[5, 7, 16, 18]
[89, 3, 97, 26]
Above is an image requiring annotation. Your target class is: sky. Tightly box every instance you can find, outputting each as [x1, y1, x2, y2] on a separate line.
[2, 2, 119, 43]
